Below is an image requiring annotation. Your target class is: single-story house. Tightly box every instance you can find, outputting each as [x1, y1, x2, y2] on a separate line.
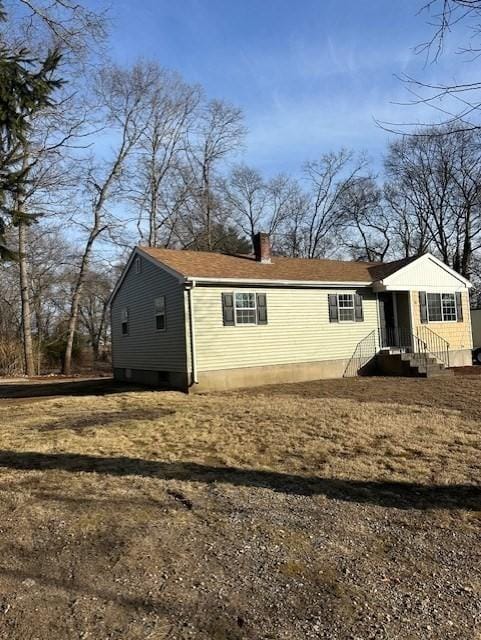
[109, 233, 473, 391]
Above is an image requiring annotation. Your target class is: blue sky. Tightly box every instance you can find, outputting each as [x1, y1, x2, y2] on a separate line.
[102, 0, 468, 176]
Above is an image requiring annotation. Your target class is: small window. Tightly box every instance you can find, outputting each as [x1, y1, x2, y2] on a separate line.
[135, 256, 142, 274]
[235, 292, 257, 324]
[121, 307, 129, 335]
[155, 296, 166, 331]
[337, 294, 355, 322]
[427, 293, 456, 322]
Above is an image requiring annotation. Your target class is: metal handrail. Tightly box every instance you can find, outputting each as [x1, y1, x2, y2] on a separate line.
[379, 326, 414, 350]
[343, 329, 378, 377]
[379, 327, 429, 369]
[411, 333, 429, 371]
[416, 325, 450, 367]
[344, 325, 449, 379]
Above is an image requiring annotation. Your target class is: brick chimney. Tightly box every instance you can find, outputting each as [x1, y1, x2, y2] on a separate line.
[253, 232, 271, 263]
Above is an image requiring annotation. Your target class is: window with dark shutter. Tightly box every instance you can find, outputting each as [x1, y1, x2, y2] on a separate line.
[328, 294, 339, 322]
[354, 293, 364, 322]
[419, 291, 428, 323]
[424, 292, 460, 322]
[256, 293, 268, 324]
[337, 294, 355, 321]
[455, 292, 463, 322]
[222, 293, 235, 325]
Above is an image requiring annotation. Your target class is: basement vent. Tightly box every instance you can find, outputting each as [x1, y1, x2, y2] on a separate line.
[158, 371, 169, 385]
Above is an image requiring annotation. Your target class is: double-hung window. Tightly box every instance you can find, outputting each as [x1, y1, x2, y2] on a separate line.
[328, 293, 363, 323]
[427, 293, 456, 322]
[337, 294, 355, 322]
[121, 307, 129, 335]
[155, 296, 166, 331]
[222, 292, 267, 326]
[441, 293, 457, 321]
[234, 292, 257, 324]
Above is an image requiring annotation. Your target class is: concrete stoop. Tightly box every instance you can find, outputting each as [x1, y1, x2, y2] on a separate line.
[376, 352, 454, 378]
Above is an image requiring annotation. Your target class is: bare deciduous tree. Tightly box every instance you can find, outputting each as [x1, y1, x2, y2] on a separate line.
[339, 176, 391, 261]
[186, 99, 245, 250]
[221, 164, 268, 245]
[131, 65, 200, 247]
[300, 150, 368, 258]
[78, 266, 112, 361]
[62, 63, 153, 375]
[384, 1, 481, 132]
[385, 125, 481, 276]
[383, 182, 430, 258]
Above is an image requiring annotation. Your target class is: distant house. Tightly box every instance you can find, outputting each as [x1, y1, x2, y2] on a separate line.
[109, 233, 473, 391]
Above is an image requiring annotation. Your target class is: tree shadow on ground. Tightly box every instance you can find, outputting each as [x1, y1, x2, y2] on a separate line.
[0, 378, 150, 400]
[0, 564, 162, 613]
[36, 408, 176, 432]
[0, 450, 478, 511]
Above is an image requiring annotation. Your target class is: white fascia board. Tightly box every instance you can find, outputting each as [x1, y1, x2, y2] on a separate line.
[108, 248, 137, 306]
[188, 276, 373, 288]
[374, 283, 469, 293]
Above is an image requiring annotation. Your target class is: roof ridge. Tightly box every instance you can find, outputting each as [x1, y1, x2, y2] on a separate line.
[140, 245, 387, 266]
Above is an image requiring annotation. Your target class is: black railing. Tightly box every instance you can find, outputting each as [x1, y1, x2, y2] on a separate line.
[379, 326, 414, 350]
[380, 325, 450, 368]
[345, 325, 450, 379]
[411, 333, 429, 369]
[416, 325, 450, 368]
[343, 329, 378, 377]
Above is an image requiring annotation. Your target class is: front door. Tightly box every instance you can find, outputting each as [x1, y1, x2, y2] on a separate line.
[379, 292, 396, 348]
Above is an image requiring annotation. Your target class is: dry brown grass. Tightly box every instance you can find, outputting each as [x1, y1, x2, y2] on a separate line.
[0, 375, 479, 639]
[1, 376, 479, 487]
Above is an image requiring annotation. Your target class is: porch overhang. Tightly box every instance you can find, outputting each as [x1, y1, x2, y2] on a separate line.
[372, 282, 417, 293]
[373, 281, 471, 293]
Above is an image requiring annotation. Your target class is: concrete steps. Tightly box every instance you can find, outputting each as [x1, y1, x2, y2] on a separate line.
[377, 352, 453, 378]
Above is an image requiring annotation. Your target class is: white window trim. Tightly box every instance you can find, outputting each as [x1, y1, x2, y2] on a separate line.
[337, 293, 355, 323]
[154, 296, 167, 332]
[427, 292, 457, 323]
[234, 291, 258, 326]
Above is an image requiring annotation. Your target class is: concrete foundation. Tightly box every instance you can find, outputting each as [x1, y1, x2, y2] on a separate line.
[113, 367, 188, 390]
[113, 348, 472, 393]
[191, 358, 361, 392]
[445, 349, 473, 367]
[114, 358, 366, 392]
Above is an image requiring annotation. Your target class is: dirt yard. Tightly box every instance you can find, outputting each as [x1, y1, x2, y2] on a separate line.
[0, 375, 479, 639]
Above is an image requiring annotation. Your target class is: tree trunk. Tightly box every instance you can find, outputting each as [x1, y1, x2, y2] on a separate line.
[18, 221, 35, 376]
[148, 183, 157, 246]
[202, 163, 212, 250]
[62, 232, 97, 375]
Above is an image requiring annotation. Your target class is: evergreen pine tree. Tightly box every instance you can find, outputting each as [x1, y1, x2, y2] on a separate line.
[0, 2, 63, 257]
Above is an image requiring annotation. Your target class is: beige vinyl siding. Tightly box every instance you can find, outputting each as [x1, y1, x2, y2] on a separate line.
[411, 290, 473, 351]
[111, 255, 187, 372]
[193, 286, 378, 372]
